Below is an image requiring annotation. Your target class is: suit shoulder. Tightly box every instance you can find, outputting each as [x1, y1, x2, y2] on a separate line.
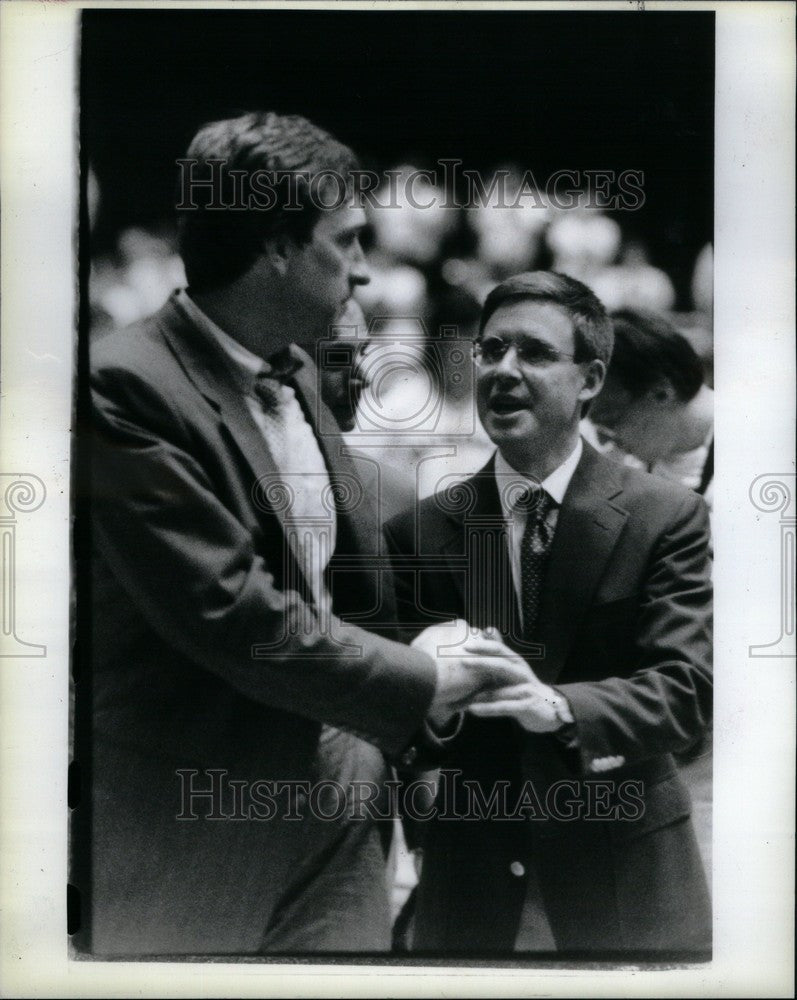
[90, 300, 200, 420]
[92, 309, 175, 376]
[617, 460, 699, 502]
[606, 456, 708, 528]
[90, 304, 202, 440]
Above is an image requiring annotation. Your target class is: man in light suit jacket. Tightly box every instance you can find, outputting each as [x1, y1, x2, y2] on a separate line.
[77, 112, 532, 956]
[385, 272, 712, 956]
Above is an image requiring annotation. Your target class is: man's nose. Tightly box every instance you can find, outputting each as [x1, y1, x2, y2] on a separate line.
[494, 343, 523, 377]
[350, 243, 370, 287]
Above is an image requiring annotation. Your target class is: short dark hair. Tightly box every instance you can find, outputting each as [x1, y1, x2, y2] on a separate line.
[479, 271, 614, 366]
[609, 309, 705, 401]
[177, 112, 359, 291]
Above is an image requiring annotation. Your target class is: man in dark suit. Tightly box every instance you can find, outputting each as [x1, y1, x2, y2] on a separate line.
[79, 112, 533, 956]
[385, 271, 712, 955]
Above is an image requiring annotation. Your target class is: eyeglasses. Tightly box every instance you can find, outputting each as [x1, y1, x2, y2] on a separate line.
[472, 335, 577, 368]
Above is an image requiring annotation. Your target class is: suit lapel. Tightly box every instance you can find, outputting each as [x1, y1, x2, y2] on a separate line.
[439, 456, 521, 632]
[437, 446, 629, 682]
[156, 296, 391, 618]
[156, 295, 293, 538]
[533, 444, 629, 684]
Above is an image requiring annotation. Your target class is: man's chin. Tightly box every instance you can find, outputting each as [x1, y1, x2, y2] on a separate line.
[331, 298, 361, 328]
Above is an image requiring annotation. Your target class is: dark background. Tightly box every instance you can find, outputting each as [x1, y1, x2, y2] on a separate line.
[81, 8, 714, 307]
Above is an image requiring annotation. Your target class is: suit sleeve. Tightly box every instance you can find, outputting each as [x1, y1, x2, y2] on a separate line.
[556, 490, 713, 771]
[90, 362, 437, 758]
[383, 513, 466, 766]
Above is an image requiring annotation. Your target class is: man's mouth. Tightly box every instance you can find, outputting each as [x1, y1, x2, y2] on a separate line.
[488, 395, 528, 415]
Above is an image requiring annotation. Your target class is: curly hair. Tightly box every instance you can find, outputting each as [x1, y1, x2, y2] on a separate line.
[177, 112, 359, 291]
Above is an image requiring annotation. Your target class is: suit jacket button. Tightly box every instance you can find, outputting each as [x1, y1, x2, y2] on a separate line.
[399, 746, 418, 767]
[510, 861, 526, 877]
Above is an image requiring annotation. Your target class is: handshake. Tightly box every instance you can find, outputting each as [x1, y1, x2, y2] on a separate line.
[412, 620, 574, 735]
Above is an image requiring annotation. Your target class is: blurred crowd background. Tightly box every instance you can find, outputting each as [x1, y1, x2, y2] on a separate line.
[88, 167, 713, 498]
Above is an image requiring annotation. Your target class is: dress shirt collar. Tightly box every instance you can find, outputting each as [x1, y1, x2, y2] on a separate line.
[495, 437, 583, 521]
[175, 288, 271, 394]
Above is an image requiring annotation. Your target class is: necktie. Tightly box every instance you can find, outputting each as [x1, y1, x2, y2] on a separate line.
[265, 347, 303, 384]
[517, 488, 556, 639]
[251, 373, 295, 472]
[252, 371, 334, 609]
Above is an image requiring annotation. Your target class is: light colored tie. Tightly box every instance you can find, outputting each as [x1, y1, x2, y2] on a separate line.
[252, 372, 335, 609]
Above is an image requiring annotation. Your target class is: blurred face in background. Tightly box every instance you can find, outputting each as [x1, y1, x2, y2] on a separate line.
[319, 297, 371, 432]
[591, 374, 679, 463]
[367, 165, 455, 267]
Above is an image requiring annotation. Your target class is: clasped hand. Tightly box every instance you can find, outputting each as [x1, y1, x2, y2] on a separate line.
[413, 620, 571, 732]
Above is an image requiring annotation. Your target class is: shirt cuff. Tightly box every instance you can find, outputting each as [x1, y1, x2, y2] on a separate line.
[429, 711, 465, 743]
[551, 688, 579, 747]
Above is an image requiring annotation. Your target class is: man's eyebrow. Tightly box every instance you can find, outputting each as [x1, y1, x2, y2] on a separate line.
[484, 330, 551, 344]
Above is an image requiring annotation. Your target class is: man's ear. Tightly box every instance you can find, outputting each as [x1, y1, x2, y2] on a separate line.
[261, 234, 295, 277]
[579, 359, 607, 403]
